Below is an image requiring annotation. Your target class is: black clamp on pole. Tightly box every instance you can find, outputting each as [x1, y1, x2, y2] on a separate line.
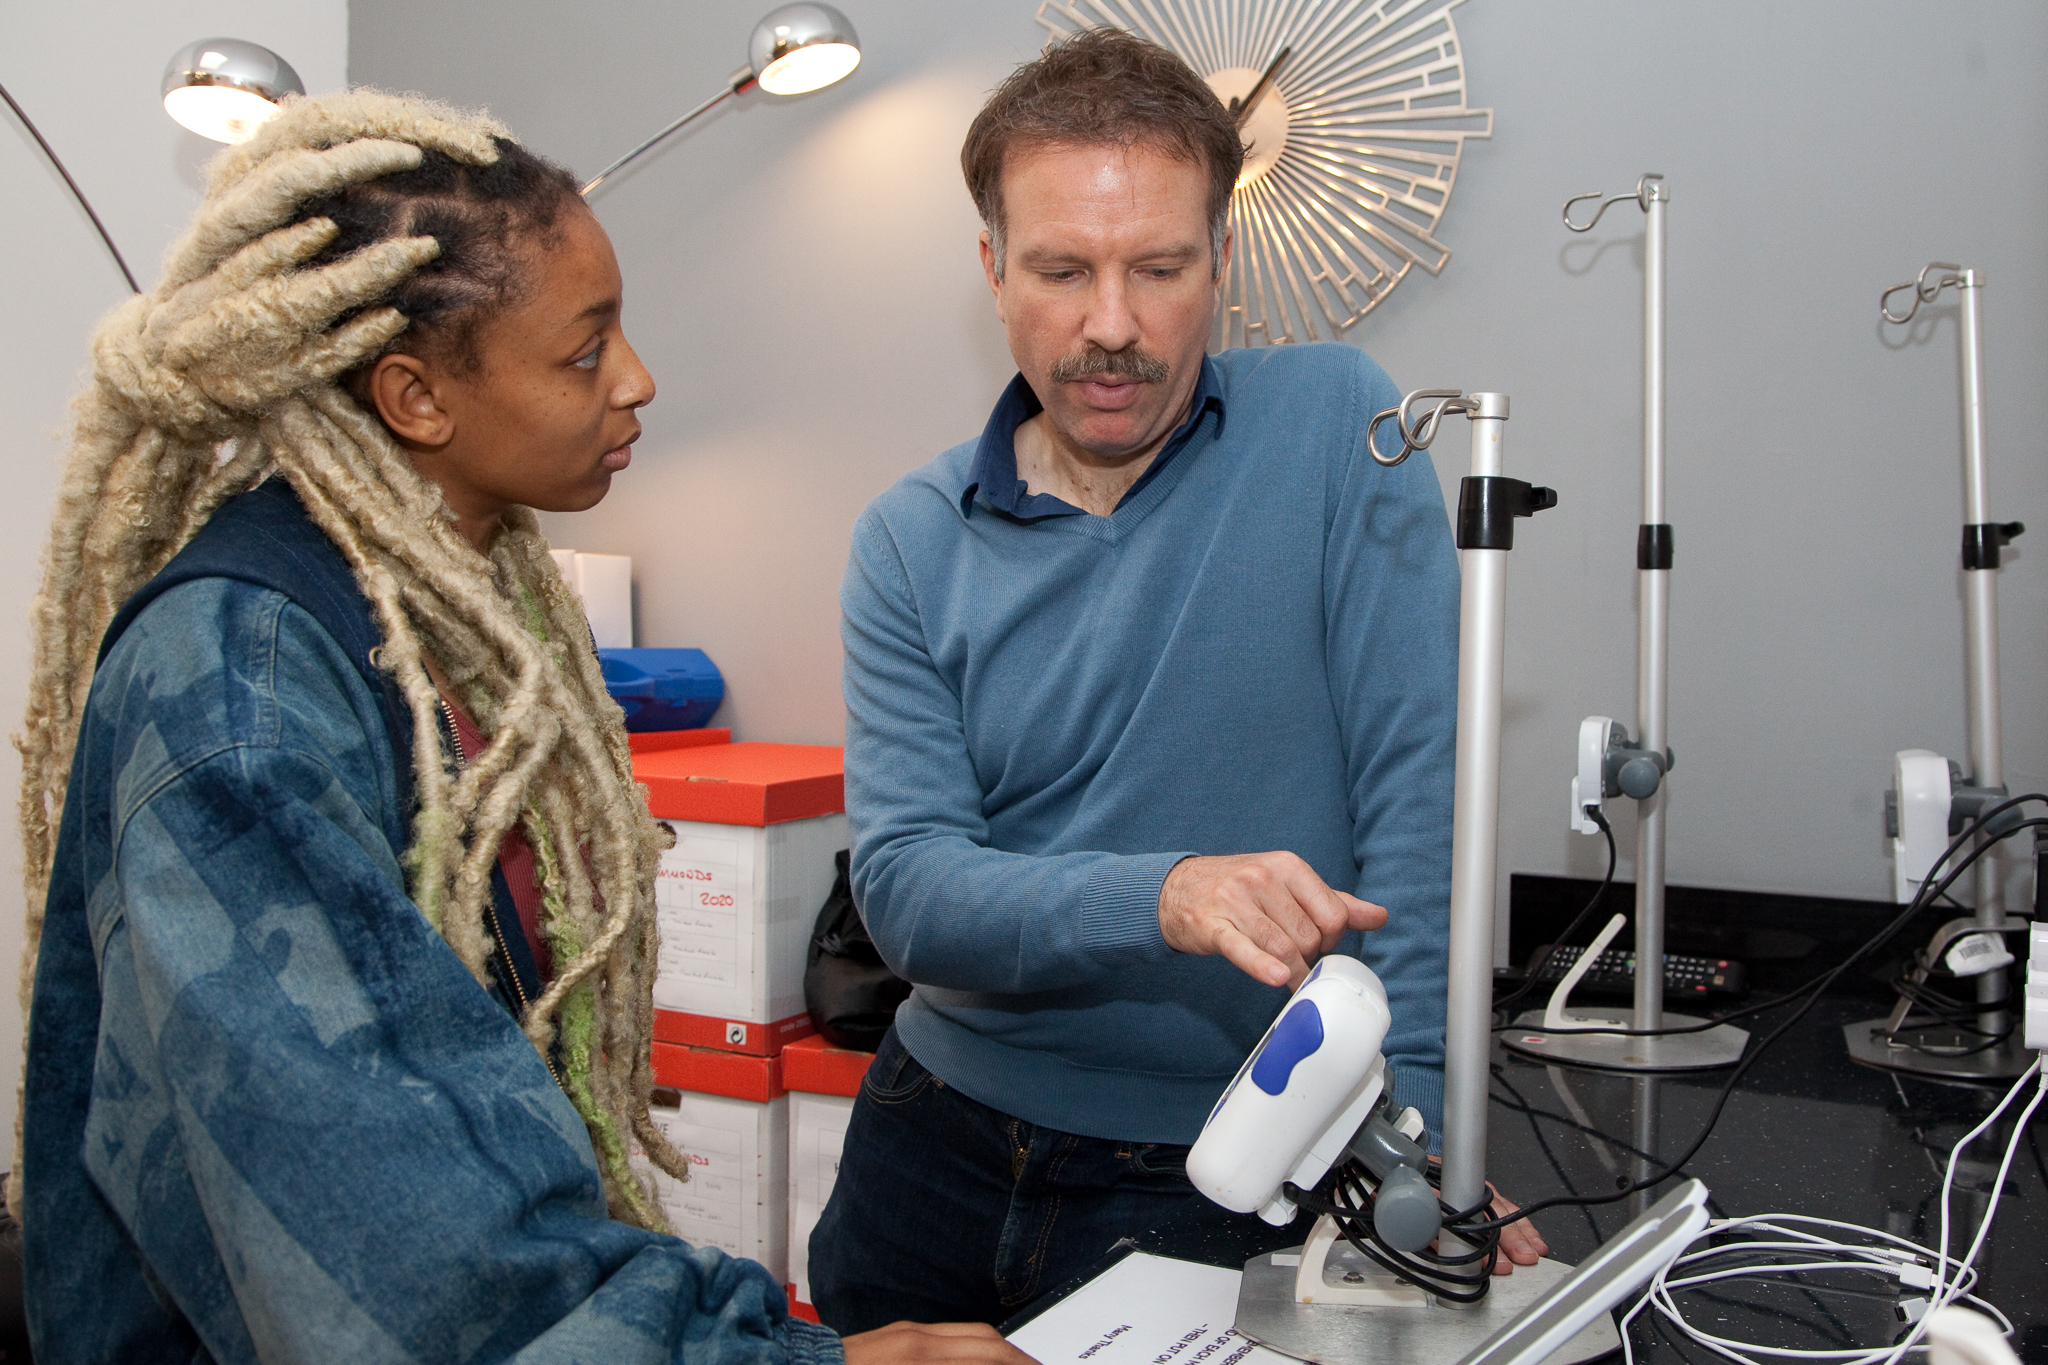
[1962, 521, 2024, 570]
[1456, 478, 1557, 551]
[1638, 523, 1674, 570]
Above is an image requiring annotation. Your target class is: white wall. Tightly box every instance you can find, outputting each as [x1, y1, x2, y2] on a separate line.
[350, 1, 1040, 743]
[0, 1, 348, 1168]
[352, 0, 2047, 917]
[1378, 2, 2047, 916]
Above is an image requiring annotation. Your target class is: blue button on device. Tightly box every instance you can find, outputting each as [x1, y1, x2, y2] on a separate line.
[1250, 999, 1325, 1096]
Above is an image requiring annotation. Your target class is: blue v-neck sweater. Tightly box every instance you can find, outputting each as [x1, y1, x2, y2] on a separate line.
[840, 342, 1458, 1146]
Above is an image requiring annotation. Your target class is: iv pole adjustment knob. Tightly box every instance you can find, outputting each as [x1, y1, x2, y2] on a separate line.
[1576, 721, 1675, 807]
[1456, 478, 1557, 550]
[1370, 1165, 1441, 1254]
[1616, 752, 1666, 800]
[1962, 521, 2024, 570]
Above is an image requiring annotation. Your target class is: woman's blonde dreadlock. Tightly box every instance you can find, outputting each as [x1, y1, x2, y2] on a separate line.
[13, 90, 687, 1228]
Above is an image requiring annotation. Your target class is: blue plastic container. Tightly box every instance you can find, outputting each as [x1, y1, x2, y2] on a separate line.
[598, 648, 725, 732]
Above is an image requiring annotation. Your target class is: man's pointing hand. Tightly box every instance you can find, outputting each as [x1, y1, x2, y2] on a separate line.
[1158, 852, 1386, 988]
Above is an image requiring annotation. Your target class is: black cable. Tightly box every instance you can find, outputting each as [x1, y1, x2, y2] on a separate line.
[1486, 1064, 1606, 1240]
[1467, 809, 2048, 1233]
[1491, 807, 1617, 1024]
[1, 80, 142, 294]
[1477, 816, 2046, 1230]
[1498, 793, 2048, 1040]
[1886, 973, 2011, 1033]
[1487, 1067, 1661, 1167]
[1285, 1159, 1501, 1302]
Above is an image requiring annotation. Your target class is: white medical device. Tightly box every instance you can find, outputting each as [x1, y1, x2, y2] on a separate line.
[1189, 955, 1451, 1313]
[1187, 956, 1403, 1227]
[1891, 749, 1956, 904]
[1568, 715, 1668, 836]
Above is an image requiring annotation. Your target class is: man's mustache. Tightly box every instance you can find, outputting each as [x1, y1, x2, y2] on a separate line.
[1049, 345, 1171, 385]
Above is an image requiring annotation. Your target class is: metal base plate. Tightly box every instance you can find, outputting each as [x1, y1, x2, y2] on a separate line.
[1499, 1011, 1749, 1072]
[1236, 1249, 1620, 1365]
[1842, 1017, 2037, 1082]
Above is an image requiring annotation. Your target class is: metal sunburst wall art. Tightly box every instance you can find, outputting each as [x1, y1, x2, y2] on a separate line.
[1036, 0, 1491, 347]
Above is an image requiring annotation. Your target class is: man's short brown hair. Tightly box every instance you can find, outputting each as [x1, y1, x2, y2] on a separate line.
[962, 27, 1244, 278]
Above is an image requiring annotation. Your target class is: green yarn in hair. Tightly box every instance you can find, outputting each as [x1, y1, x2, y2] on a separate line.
[526, 799, 669, 1231]
[406, 805, 453, 929]
[519, 586, 551, 645]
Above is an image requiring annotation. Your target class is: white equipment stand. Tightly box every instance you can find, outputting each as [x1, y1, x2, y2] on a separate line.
[1846, 264, 2033, 1082]
[1502, 174, 1748, 1073]
[1227, 390, 1615, 1365]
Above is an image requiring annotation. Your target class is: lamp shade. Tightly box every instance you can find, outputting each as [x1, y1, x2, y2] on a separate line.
[162, 38, 304, 143]
[748, 3, 861, 95]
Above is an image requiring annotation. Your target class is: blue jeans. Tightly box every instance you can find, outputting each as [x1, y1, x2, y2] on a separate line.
[809, 1028, 1195, 1332]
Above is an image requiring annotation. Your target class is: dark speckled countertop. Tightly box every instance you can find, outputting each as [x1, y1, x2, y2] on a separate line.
[1049, 994, 2048, 1364]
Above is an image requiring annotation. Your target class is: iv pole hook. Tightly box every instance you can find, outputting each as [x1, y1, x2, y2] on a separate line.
[1367, 389, 1473, 466]
[1880, 261, 1965, 325]
[1562, 173, 1666, 233]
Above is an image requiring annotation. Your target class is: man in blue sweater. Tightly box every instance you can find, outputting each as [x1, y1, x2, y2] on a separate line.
[812, 30, 1544, 1329]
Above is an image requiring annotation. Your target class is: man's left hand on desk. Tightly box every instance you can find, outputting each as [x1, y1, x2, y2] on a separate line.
[1423, 1173, 1547, 1274]
[1484, 1185, 1548, 1274]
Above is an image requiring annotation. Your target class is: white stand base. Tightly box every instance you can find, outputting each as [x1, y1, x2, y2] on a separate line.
[1500, 1009, 1749, 1072]
[1291, 1214, 1428, 1306]
[1237, 1247, 1620, 1365]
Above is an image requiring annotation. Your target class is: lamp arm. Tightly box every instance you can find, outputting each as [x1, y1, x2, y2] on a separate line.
[1230, 45, 1291, 129]
[581, 69, 754, 197]
[1, 81, 141, 293]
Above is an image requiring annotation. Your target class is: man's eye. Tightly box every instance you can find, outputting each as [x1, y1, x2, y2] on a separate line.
[1042, 270, 1082, 283]
[573, 342, 605, 370]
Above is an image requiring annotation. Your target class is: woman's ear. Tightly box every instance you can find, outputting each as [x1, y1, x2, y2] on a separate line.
[367, 353, 455, 448]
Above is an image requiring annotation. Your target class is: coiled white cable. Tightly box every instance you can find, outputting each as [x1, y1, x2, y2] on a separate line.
[1617, 1055, 2042, 1365]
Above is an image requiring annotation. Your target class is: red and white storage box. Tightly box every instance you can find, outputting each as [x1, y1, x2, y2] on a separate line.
[635, 1048, 790, 1281]
[632, 742, 847, 1057]
[628, 727, 731, 756]
[782, 1034, 874, 1318]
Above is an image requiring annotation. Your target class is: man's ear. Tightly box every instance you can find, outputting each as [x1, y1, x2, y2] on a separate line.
[1214, 226, 1234, 288]
[367, 353, 454, 448]
[978, 229, 1008, 324]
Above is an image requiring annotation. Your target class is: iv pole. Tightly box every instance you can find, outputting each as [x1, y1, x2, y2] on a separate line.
[1844, 264, 2033, 1082]
[1502, 174, 1747, 1071]
[1229, 393, 1623, 1365]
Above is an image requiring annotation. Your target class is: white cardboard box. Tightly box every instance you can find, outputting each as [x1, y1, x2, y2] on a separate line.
[787, 1091, 855, 1308]
[548, 548, 633, 648]
[636, 1090, 790, 1281]
[652, 813, 846, 1050]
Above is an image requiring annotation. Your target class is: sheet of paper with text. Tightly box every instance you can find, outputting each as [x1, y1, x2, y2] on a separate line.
[1006, 1253, 1295, 1365]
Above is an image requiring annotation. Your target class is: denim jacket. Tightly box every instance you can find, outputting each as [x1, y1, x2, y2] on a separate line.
[22, 482, 844, 1365]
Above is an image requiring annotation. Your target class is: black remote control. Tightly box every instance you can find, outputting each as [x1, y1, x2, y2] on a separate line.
[1513, 944, 1748, 1001]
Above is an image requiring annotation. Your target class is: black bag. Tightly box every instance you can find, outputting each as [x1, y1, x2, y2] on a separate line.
[804, 850, 912, 1053]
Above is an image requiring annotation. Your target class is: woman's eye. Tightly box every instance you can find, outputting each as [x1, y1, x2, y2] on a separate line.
[573, 342, 604, 371]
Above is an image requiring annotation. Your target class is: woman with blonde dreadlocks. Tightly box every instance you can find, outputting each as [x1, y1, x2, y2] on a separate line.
[16, 91, 1035, 1365]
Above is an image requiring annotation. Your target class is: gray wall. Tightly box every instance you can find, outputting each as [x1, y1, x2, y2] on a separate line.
[1, 0, 349, 1166]
[348, 0, 2047, 915]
